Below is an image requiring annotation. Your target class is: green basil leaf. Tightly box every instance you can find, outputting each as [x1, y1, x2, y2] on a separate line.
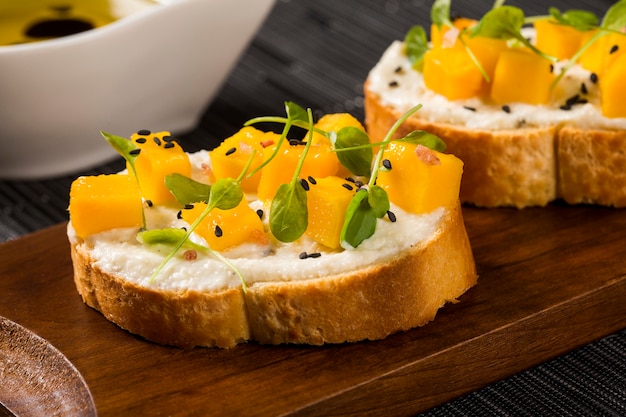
[101, 131, 138, 167]
[431, 0, 452, 27]
[471, 5, 556, 61]
[549, 7, 598, 31]
[270, 182, 308, 242]
[137, 228, 206, 252]
[601, 0, 626, 31]
[208, 178, 243, 211]
[471, 5, 525, 40]
[367, 185, 390, 219]
[340, 189, 378, 249]
[398, 130, 447, 152]
[165, 173, 211, 205]
[285, 101, 309, 124]
[404, 25, 429, 69]
[334, 127, 373, 177]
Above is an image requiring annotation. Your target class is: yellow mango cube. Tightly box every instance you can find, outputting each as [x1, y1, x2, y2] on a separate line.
[490, 48, 554, 105]
[600, 53, 626, 118]
[257, 139, 338, 201]
[310, 113, 365, 146]
[305, 176, 357, 249]
[210, 127, 276, 193]
[377, 143, 463, 214]
[423, 45, 485, 100]
[534, 19, 585, 60]
[181, 200, 267, 252]
[311, 112, 367, 177]
[465, 35, 509, 92]
[579, 31, 626, 75]
[69, 174, 143, 237]
[128, 131, 191, 206]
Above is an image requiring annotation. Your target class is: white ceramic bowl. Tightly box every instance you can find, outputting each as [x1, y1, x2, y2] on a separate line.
[0, 0, 275, 179]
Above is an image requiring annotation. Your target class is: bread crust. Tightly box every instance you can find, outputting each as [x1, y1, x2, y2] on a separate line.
[70, 203, 477, 348]
[364, 81, 626, 208]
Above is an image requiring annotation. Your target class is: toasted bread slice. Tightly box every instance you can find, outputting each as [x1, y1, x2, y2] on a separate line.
[70, 202, 476, 348]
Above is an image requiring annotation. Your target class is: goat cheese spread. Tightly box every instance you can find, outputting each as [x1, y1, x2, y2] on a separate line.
[68, 151, 444, 291]
[367, 40, 626, 131]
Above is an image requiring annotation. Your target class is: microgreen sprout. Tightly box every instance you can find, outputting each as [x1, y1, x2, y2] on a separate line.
[144, 150, 256, 290]
[267, 108, 316, 242]
[340, 104, 436, 249]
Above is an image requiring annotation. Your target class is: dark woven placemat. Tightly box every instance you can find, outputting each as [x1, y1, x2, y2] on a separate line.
[1, 1, 624, 414]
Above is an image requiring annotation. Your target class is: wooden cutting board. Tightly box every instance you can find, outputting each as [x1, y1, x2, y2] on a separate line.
[0, 204, 625, 416]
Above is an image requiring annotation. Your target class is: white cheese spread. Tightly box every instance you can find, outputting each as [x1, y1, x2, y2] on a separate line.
[367, 40, 626, 131]
[68, 151, 444, 291]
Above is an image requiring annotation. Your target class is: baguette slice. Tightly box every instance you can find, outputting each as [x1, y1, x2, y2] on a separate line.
[70, 202, 476, 348]
[365, 83, 626, 209]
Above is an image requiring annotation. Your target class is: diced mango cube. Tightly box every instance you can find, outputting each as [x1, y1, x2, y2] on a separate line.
[69, 174, 143, 237]
[430, 17, 477, 48]
[376, 143, 463, 214]
[128, 131, 191, 206]
[423, 45, 485, 100]
[311, 113, 367, 177]
[210, 127, 276, 193]
[464, 35, 509, 92]
[579, 31, 626, 75]
[600, 53, 626, 118]
[534, 19, 586, 60]
[305, 176, 357, 249]
[310, 113, 365, 146]
[257, 139, 338, 201]
[490, 48, 554, 105]
[181, 200, 267, 252]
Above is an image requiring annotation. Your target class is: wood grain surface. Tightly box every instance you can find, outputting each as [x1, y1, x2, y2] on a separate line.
[0, 204, 625, 416]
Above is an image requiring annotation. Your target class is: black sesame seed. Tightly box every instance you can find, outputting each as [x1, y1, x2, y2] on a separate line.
[177, 210, 183, 219]
[560, 104, 572, 111]
[300, 178, 310, 191]
[566, 94, 580, 106]
[394, 66, 403, 74]
[502, 105, 511, 113]
[345, 177, 355, 183]
[578, 99, 588, 105]
[590, 72, 598, 84]
[164, 142, 175, 149]
[137, 129, 151, 135]
[289, 139, 305, 146]
[214, 225, 223, 238]
[145, 199, 153, 207]
[463, 106, 476, 112]
[581, 82, 588, 95]
[225, 147, 237, 156]
[550, 64, 554, 73]
[184, 204, 194, 210]
[387, 210, 397, 223]
[153, 137, 161, 146]
[382, 159, 392, 170]
[299, 252, 308, 260]
[389, 80, 399, 88]
[307, 176, 317, 185]
[256, 209, 264, 220]
[610, 44, 619, 54]
[342, 183, 354, 191]
[354, 180, 364, 188]
[162, 135, 175, 142]
[135, 138, 147, 144]
[129, 149, 141, 155]
[308, 252, 321, 258]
